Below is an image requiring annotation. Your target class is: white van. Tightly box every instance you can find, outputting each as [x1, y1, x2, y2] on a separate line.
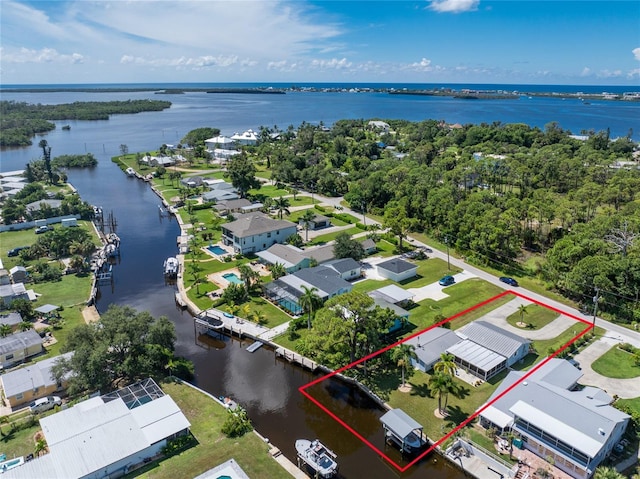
[29, 396, 61, 414]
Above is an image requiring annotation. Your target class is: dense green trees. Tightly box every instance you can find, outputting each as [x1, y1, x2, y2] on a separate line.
[52, 305, 182, 394]
[226, 153, 260, 197]
[181, 127, 220, 147]
[333, 232, 365, 260]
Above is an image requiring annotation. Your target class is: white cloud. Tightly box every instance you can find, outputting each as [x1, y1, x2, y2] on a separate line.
[1, 47, 84, 64]
[120, 55, 243, 69]
[406, 57, 433, 71]
[597, 69, 622, 78]
[310, 58, 352, 70]
[628, 68, 640, 78]
[428, 0, 479, 14]
[633, 47, 640, 61]
[580, 67, 591, 76]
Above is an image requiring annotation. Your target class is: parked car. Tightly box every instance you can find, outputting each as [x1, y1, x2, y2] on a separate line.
[29, 396, 61, 413]
[35, 225, 51, 234]
[439, 275, 455, 286]
[499, 276, 519, 287]
[7, 246, 28, 257]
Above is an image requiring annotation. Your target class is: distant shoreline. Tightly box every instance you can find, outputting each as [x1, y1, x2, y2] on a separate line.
[2, 85, 638, 101]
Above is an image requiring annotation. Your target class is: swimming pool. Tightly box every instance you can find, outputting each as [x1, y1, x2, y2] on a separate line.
[207, 245, 227, 255]
[222, 273, 243, 285]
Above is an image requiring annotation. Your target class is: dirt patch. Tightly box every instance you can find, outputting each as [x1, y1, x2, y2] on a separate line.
[434, 408, 449, 419]
[398, 384, 413, 393]
[82, 305, 101, 324]
[516, 321, 528, 328]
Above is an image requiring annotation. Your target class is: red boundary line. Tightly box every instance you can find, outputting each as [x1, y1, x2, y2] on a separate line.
[298, 290, 593, 472]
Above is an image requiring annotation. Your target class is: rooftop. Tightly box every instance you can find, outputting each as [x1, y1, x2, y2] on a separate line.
[377, 257, 417, 274]
[222, 212, 296, 238]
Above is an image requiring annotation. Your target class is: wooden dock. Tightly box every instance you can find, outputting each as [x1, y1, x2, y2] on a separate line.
[275, 347, 318, 371]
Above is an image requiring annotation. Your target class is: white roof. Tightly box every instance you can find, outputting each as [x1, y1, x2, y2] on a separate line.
[205, 135, 235, 145]
[380, 409, 422, 438]
[6, 392, 190, 478]
[447, 339, 506, 372]
[369, 284, 414, 304]
[481, 405, 513, 429]
[510, 400, 604, 457]
[0, 352, 72, 398]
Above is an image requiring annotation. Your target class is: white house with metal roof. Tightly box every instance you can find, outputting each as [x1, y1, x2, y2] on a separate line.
[405, 327, 461, 372]
[230, 129, 259, 146]
[0, 330, 43, 369]
[446, 321, 530, 380]
[221, 213, 297, 254]
[1, 352, 73, 409]
[4, 379, 191, 479]
[478, 359, 629, 479]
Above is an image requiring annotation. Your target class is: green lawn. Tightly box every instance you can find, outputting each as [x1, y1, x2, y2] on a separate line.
[307, 226, 363, 245]
[44, 305, 85, 357]
[404, 279, 509, 334]
[32, 273, 93, 308]
[0, 418, 41, 459]
[505, 304, 559, 330]
[532, 324, 598, 359]
[361, 239, 396, 257]
[616, 397, 640, 416]
[591, 346, 640, 379]
[248, 184, 290, 198]
[398, 258, 462, 289]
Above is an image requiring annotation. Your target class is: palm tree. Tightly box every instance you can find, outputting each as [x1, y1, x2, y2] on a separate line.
[433, 352, 457, 377]
[391, 344, 417, 388]
[238, 264, 259, 293]
[273, 196, 290, 220]
[428, 372, 454, 415]
[594, 466, 625, 479]
[19, 321, 33, 332]
[225, 301, 240, 317]
[518, 304, 528, 324]
[241, 304, 252, 320]
[300, 209, 316, 242]
[270, 262, 286, 280]
[34, 438, 47, 457]
[251, 309, 267, 324]
[0, 324, 12, 338]
[299, 285, 322, 329]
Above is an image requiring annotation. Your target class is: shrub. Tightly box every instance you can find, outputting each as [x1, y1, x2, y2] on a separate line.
[221, 407, 253, 438]
[161, 434, 196, 456]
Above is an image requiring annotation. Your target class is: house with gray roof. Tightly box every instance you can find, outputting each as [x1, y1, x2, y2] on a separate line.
[301, 244, 335, 264]
[446, 321, 530, 380]
[323, 258, 362, 280]
[299, 213, 330, 230]
[478, 359, 629, 479]
[9, 265, 27, 283]
[3, 379, 191, 479]
[221, 213, 297, 254]
[1, 352, 73, 409]
[264, 265, 352, 315]
[376, 258, 418, 282]
[361, 238, 377, 255]
[0, 283, 30, 308]
[405, 327, 461, 372]
[0, 312, 22, 331]
[369, 284, 414, 307]
[256, 244, 310, 273]
[213, 198, 253, 215]
[0, 329, 43, 368]
[26, 199, 62, 212]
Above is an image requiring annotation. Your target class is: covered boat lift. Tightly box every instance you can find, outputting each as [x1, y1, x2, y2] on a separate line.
[380, 408, 426, 454]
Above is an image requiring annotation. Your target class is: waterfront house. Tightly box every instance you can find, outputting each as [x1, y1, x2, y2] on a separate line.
[446, 321, 530, 380]
[9, 265, 28, 284]
[376, 258, 418, 282]
[256, 244, 310, 273]
[405, 327, 461, 372]
[368, 120, 390, 133]
[221, 212, 297, 255]
[0, 268, 10, 285]
[0, 352, 73, 409]
[264, 265, 353, 315]
[26, 199, 62, 213]
[180, 176, 205, 188]
[231, 129, 258, 146]
[0, 330, 43, 369]
[141, 155, 175, 167]
[3, 379, 191, 479]
[204, 135, 236, 151]
[478, 359, 629, 479]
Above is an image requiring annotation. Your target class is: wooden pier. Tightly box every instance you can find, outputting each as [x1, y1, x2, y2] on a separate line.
[275, 347, 318, 371]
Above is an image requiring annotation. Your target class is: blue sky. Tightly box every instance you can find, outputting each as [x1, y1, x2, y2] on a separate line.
[1, 0, 639, 85]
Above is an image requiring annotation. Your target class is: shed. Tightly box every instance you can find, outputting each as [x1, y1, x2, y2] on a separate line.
[361, 238, 377, 255]
[376, 258, 418, 282]
[369, 284, 414, 306]
[9, 265, 28, 284]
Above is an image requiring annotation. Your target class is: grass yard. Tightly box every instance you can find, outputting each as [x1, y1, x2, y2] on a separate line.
[362, 239, 396, 257]
[403, 279, 509, 334]
[243, 296, 293, 328]
[616, 397, 640, 416]
[307, 226, 363, 245]
[399, 258, 462, 289]
[352, 278, 393, 294]
[505, 304, 559, 330]
[591, 346, 640, 379]
[248, 184, 290, 198]
[532, 325, 600, 359]
[125, 381, 290, 479]
[0, 419, 41, 460]
[32, 273, 93, 308]
[44, 305, 85, 357]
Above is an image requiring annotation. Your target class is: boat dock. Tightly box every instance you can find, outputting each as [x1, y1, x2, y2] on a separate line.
[246, 341, 264, 353]
[275, 347, 318, 371]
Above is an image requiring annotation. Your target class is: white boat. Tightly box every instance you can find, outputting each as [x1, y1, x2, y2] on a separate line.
[295, 439, 338, 478]
[164, 257, 179, 277]
[125, 167, 136, 176]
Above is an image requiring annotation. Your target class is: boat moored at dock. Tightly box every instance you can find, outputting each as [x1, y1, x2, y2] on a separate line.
[163, 257, 179, 278]
[295, 438, 338, 478]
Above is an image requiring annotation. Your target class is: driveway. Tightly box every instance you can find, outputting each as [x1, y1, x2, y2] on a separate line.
[407, 270, 477, 302]
[573, 338, 640, 399]
[478, 297, 579, 340]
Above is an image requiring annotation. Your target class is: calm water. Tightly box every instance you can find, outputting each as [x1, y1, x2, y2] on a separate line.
[0, 85, 637, 478]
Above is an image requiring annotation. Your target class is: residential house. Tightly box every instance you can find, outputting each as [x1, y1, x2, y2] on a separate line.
[323, 258, 362, 281]
[301, 244, 335, 265]
[299, 213, 331, 230]
[369, 284, 414, 307]
[221, 213, 297, 254]
[368, 120, 390, 133]
[26, 199, 62, 213]
[255, 244, 310, 273]
[203, 189, 240, 203]
[231, 129, 258, 146]
[181, 176, 205, 188]
[361, 238, 377, 255]
[141, 155, 175, 167]
[376, 258, 418, 282]
[478, 359, 629, 479]
[405, 327, 461, 372]
[3, 379, 191, 479]
[0, 268, 10, 285]
[0, 283, 30, 308]
[213, 198, 253, 215]
[0, 330, 43, 369]
[9, 265, 28, 284]
[204, 135, 236, 151]
[446, 321, 530, 380]
[1, 352, 73, 409]
[264, 265, 353, 315]
[0, 312, 22, 332]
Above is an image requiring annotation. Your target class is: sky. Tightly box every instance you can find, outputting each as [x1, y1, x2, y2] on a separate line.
[1, 0, 639, 86]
